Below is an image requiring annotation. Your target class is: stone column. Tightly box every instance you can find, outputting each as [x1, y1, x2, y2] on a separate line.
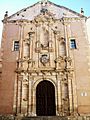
[49, 27, 53, 49]
[54, 32, 58, 70]
[64, 24, 69, 57]
[57, 76, 62, 115]
[60, 77, 70, 116]
[32, 79, 36, 116]
[50, 30, 54, 67]
[71, 73, 78, 115]
[68, 76, 74, 115]
[16, 74, 23, 114]
[54, 32, 58, 60]
[19, 24, 24, 59]
[28, 32, 35, 67]
[28, 76, 32, 115]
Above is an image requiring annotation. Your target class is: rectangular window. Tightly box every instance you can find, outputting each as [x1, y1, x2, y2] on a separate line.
[14, 41, 19, 51]
[70, 39, 76, 49]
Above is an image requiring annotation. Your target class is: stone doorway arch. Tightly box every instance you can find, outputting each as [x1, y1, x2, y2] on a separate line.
[36, 80, 56, 116]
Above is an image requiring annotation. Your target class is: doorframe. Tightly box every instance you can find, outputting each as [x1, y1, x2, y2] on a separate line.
[32, 78, 58, 116]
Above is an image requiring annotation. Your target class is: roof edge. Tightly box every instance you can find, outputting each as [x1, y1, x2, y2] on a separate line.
[2, 1, 40, 22]
[48, 0, 87, 18]
[2, 0, 87, 23]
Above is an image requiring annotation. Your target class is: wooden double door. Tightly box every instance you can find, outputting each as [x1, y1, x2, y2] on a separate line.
[36, 80, 56, 116]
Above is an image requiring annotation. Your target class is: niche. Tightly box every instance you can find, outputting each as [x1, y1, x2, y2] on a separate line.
[59, 42, 66, 56]
[23, 43, 29, 58]
[23, 84, 28, 101]
[40, 28, 49, 48]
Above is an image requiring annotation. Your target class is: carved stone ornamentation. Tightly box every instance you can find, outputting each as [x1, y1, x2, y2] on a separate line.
[55, 56, 66, 69]
[40, 54, 49, 65]
[2, 0, 90, 116]
[35, 41, 41, 53]
[65, 57, 72, 69]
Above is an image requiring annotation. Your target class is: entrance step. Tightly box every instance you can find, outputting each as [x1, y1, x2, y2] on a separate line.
[21, 116, 68, 120]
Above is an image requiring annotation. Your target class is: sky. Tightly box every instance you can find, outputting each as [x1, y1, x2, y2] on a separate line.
[0, 0, 90, 46]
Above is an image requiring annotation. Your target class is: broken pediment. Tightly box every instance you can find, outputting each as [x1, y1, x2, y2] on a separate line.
[34, 10, 55, 23]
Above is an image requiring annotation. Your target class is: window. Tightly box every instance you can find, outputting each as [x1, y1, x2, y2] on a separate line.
[70, 39, 76, 49]
[14, 41, 19, 51]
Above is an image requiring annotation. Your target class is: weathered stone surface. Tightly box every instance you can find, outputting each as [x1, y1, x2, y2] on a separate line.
[0, 115, 15, 120]
[0, 0, 90, 116]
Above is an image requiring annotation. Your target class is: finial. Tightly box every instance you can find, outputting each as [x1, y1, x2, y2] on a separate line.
[81, 8, 84, 15]
[4, 11, 8, 18]
[40, 0, 48, 3]
[40, 0, 48, 13]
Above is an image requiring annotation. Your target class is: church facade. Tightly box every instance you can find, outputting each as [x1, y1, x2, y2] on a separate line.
[0, 0, 90, 116]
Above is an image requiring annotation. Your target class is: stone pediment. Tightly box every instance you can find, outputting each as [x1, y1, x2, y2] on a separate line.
[3, 0, 86, 22]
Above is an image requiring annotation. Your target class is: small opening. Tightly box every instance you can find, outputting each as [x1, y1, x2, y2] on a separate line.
[17, 13, 19, 16]
[55, 26, 57, 29]
[14, 41, 19, 51]
[24, 9, 26, 11]
[41, 2, 43, 4]
[70, 39, 76, 49]
[45, 2, 47, 4]
[13, 20, 16, 23]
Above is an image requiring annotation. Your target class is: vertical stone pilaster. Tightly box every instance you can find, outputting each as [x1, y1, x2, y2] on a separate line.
[54, 32, 58, 70]
[49, 27, 52, 48]
[50, 30, 54, 67]
[14, 73, 19, 115]
[19, 75, 23, 114]
[26, 74, 29, 115]
[28, 32, 35, 67]
[28, 76, 32, 115]
[54, 33, 58, 60]
[19, 24, 24, 59]
[16, 74, 23, 114]
[72, 74, 78, 115]
[64, 24, 69, 57]
[37, 26, 40, 68]
[57, 76, 62, 115]
[62, 20, 70, 58]
[68, 76, 74, 115]
[60, 72, 69, 116]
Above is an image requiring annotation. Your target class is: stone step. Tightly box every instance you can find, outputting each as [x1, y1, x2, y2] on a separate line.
[21, 116, 68, 120]
[0, 115, 90, 120]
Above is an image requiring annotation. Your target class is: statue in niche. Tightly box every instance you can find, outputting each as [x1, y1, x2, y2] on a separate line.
[40, 27, 49, 49]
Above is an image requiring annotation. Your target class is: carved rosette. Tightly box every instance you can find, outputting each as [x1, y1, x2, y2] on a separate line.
[40, 54, 49, 66]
